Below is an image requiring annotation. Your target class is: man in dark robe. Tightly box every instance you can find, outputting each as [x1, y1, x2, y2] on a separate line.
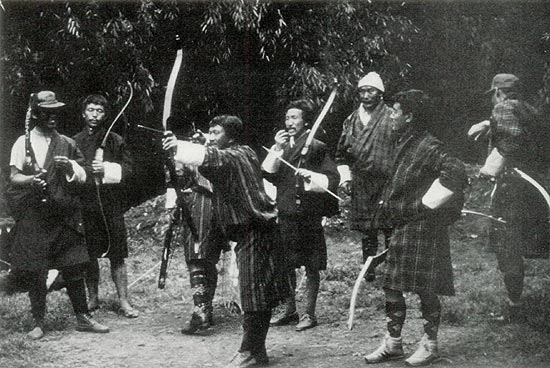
[335, 72, 394, 280]
[262, 99, 339, 331]
[468, 74, 550, 321]
[8, 91, 109, 339]
[73, 94, 138, 318]
[163, 115, 287, 367]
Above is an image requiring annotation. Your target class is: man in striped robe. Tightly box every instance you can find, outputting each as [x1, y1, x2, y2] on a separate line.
[163, 115, 287, 367]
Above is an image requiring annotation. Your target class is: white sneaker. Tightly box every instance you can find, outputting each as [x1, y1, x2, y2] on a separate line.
[364, 334, 405, 363]
[405, 334, 439, 367]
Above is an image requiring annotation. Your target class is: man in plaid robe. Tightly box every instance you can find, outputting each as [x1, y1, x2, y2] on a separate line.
[163, 115, 287, 367]
[468, 74, 549, 321]
[335, 72, 394, 280]
[365, 90, 467, 366]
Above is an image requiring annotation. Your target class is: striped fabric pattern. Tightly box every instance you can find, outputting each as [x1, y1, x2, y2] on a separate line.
[335, 103, 394, 230]
[200, 145, 277, 231]
[233, 222, 287, 312]
[197, 144, 286, 312]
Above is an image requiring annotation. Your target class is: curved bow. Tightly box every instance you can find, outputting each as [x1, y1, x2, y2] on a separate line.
[300, 84, 338, 160]
[347, 249, 388, 330]
[93, 81, 134, 258]
[162, 40, 183, 130]
[100, 81, 134, 149]
[513, 168, 550, 221]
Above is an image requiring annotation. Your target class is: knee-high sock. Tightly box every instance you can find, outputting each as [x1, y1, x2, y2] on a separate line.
[419, 292, 441, 340]
[285, 269, 297, 314]
[84, 259, 100, 301]
[384, 288, 406, 338]
[305, 268, 319, 316]
[205, 260, 218, 310]
[496, 237, 525, 304]
[63, 266, 89, 315]
[28, 271, 48, 324]
[189, 268, 209, 314]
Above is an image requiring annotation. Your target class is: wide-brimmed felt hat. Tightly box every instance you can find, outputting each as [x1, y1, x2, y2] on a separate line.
[485, 74, 519, 94]
[35, 91, 66, 109]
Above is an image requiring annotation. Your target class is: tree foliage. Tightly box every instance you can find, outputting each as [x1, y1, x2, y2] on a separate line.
[1, 0, 548, 202]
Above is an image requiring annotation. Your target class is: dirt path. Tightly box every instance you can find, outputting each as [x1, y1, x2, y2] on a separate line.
[5, 206, 549, 368]
[23, 294, 547, 368]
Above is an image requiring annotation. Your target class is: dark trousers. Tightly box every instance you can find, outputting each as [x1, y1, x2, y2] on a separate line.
[496, 249, 525, 303]
[27, 264, 88, 325]
[239, 311, 272, 355]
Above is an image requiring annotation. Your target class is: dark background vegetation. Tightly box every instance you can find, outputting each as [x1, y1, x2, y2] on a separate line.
[1, 0, 549, 208]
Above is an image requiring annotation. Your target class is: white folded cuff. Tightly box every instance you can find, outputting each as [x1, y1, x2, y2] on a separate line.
[304, 172, 329, 193]
[66, 160, 86, 183]
[337, 165, 351, 185]
[174, 141, 206, 167]
[261, 145, 283, 173]
[165, 187, 177, 209]
[263, 179, 277, 201]
[102, 161, 122, 184]
[480, 147, 506, 177]
[421, 178, 455, 209]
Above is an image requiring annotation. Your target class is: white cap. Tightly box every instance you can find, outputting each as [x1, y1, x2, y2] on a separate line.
[357, 72, 385, 92]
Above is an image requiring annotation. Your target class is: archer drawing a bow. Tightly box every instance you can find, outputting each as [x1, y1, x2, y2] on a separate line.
[157, 36, 201, 290]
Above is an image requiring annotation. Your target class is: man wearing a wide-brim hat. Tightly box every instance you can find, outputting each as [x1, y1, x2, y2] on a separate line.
[335, 72, 394, 281]
[7, 90, 110, 339]
[468, 74, 550, 321]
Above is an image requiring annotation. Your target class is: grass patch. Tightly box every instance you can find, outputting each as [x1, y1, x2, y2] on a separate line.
[2, 171, 550, 365]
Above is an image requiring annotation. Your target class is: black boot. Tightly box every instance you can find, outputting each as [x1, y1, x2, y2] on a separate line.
[75, 313, 109, 333]
[181, 307, 210, 335]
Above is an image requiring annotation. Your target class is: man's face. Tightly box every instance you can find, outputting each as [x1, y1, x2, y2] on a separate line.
[358, 86, 382, 111]
[285, 108, 306, 137]
[208, 124, 232, 149]
[390, 102, 410, 131]
[82, 103, 106, 129]
[35, 109, 60, 131]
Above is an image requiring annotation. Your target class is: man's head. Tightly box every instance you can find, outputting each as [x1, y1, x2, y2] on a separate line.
[486, 73, 521, 105]
[390, 89, 431, 132]
[357, 72, 384, 112]
[33, 91, 65, 131]
[81, 94, 109, 130]
[284, 99, 314, 137]
[208, 115, 244, 148]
